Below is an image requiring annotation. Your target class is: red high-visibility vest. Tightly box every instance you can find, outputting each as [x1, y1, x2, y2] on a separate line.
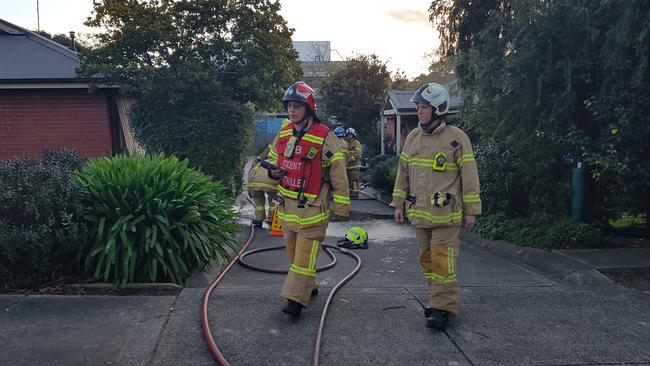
[276, 122, 330, 199]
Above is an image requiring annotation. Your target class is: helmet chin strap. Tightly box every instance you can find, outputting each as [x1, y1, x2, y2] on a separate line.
[420, 115, 442, 134]
[293, 112, 313, 138]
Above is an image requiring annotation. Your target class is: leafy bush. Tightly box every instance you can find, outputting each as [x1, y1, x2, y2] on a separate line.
[75, 154, 239, 286]
[477, 213, 601, 249]
[368, 154, 393, 169]
[130, 86, 254, 196]
[369, 155, 399, 194]
[0, 150, 87, 288]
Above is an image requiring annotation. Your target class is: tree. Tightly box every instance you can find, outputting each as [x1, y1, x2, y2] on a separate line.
[320, 54, 391, 156]
[77, 0, 302, 192]
[430, 0, 650, 231]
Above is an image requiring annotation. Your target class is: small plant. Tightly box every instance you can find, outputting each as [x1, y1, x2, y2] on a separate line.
[477, 213, 601, 249]
[75, 154, 239, 286]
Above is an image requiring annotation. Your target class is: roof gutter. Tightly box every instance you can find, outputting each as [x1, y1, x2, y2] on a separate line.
[0, 78, 117, 90]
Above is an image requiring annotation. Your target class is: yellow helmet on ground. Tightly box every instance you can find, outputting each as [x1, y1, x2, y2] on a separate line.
[337, 226, 368, 249]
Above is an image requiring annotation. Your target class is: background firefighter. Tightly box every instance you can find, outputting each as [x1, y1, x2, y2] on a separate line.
[390, 82, 481, 329]
[344, 127, 362, 198]
[334, 127, 349, 164]
[247, 120, 288, 226]
[269, 81, 350, 317]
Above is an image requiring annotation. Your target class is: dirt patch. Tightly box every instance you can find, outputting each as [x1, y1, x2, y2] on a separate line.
[600, 268, 650, 293]
[1, 279, 181, 296]
[596, 235, 650, 249]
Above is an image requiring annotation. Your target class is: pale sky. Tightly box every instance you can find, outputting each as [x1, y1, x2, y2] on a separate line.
[0, 0, 439, 78]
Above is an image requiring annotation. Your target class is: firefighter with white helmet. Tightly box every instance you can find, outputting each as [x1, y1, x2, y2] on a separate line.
[268, 81, 350, 317]
[391, 82, 481, 329]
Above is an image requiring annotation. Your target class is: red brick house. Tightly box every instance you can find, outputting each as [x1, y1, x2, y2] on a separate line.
[0, 18, 140, 161]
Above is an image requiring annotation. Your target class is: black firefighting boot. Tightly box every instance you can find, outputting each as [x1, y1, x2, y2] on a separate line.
[424, 308, 449, 329]
[282, 299, 304, 317]
[252, 219, 263, 228]
[311, 288, 318, 297]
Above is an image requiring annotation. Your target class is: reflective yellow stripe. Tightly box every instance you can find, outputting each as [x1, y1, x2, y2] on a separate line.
[457, 154, 476, 166]
[409, 158, 458, 171]
[248, 182, 277, 190]
[393, 188, 406, 199]
[255, 205, 265, 211]
[400, 152, 410, 164]
[308, 240, 319, 270]
[277, 185, 317, 200]
[333, 194, 350, 205]
[302, 133, 324, 145]
[463, 194, 481, 203]
[447, 247, 455, 274]
[269, 149, 278, 159]
[406, 209, 463, 223]
[290, 264, 316, 277]
[346, 164, 361, 169]
[279, 129, 293, 138]
[278, 211, 329, 225]
[330, 152, 344, 162]
[424, 272, 457, 283]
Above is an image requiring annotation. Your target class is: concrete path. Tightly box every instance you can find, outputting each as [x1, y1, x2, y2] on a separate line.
[2, 197, 649, 366]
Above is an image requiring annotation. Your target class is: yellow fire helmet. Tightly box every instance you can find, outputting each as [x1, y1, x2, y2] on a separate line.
[337, 226, 368, 249]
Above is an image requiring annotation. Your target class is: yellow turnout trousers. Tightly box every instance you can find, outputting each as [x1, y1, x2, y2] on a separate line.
[280, 226, 326, 307]
[415, 225, 460, 314]
[249, 190, 276, 221]
[347, 168, 360, 198]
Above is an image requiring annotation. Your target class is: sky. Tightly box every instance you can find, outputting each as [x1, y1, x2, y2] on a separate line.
[0, 0, 440, 78]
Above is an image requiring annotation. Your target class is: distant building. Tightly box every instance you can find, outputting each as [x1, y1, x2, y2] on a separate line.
[291, 40, 344, 89]
[254, 41, 343, 148]
[0, 18, 141, 161]
[379, 80, 462, 155]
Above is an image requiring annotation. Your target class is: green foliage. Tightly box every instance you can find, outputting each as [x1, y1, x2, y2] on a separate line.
[0, 150, 87, 288]
[320, 54, 391, 154]
[77, 0, 302, 194]
[130, 91, 254, 194]
[79, 0, 301, 110]
[431, 0, 650, 225]
[478, 213, 601, 249]
[369, 155, 399, 194]
[74, 154, 239, 287]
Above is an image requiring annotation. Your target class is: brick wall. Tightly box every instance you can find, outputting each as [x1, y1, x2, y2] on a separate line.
[0, 89, 114, 161]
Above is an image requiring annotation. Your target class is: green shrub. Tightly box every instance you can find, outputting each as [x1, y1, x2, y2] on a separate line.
[0, 150, 87, 288]
[369, 155, 399, 194]
[477, 213, 601, 249]
[130, 88, 254, 195]
[368, 154, 392, 169]
[75, 154, 239, 286]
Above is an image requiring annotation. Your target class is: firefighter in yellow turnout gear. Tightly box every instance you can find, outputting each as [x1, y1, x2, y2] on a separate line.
[247, 120, 289, 226]
[268, 82, 350, 317]
[345, 127, 362, 198]
[390, 83, 481, 329]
